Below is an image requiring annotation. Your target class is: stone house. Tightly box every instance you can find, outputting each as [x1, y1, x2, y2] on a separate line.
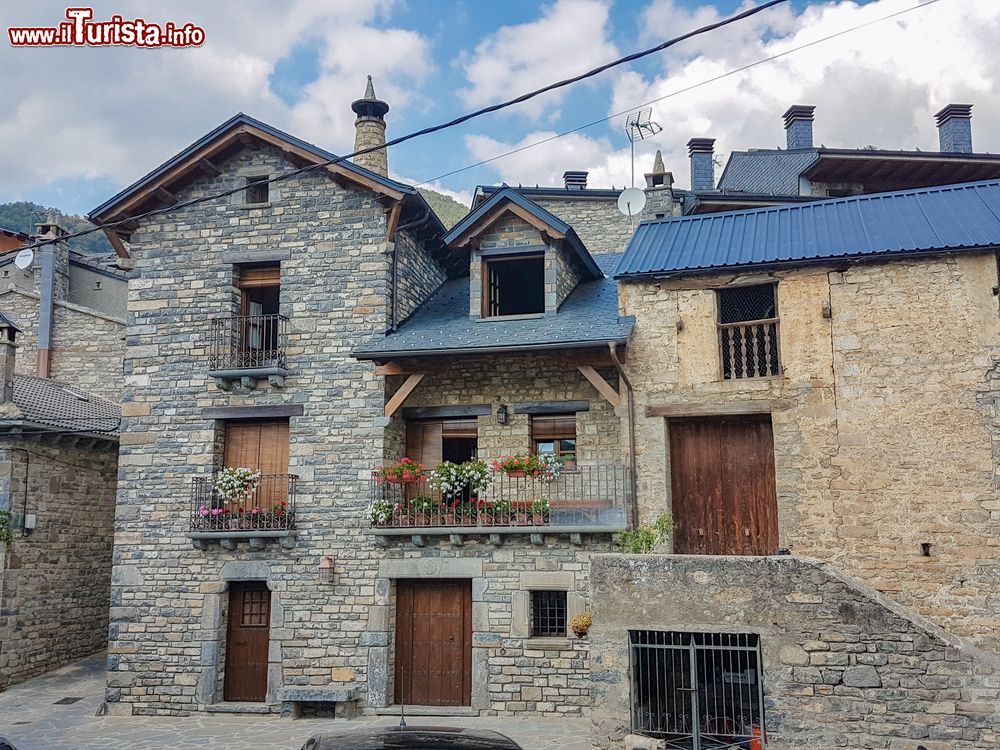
[91, 81, 1000, 747]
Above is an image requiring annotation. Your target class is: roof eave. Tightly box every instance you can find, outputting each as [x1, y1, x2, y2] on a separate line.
[353, 332, 633, 361]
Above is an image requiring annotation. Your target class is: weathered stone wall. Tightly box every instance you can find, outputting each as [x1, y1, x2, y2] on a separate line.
[619, 253, 1000, 653]
[388, 354, 623, 464]
[393, 227, 446, 325]
[0, 439, 118, 688]
[531, 197, 633, 255]
[589, 554, 1000, 750]
[0, 287, 125, 402]
[108, 141, 394, 714]
[68, 265, 129, 319]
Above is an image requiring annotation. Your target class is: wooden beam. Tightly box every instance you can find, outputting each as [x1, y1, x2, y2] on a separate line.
[384, 373, 425, 417]
[449, 201, 565, 248]
[374, 361, 406, 376]
[577, 365, 620, 408]
[196, 157, 222, 176]
[645, 400, 778, 418]
[102, 229, 131, 259]
[385, 201, 402, 242]
[153, 187, 177, 205]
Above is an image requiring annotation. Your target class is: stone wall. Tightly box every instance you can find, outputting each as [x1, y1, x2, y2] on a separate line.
[618, 253, 1000, 654]
[107, 140, 394, 714]
[393, 227, 446, 325]
[589, 554, 1000, 750]
[0, 439, 118, 688]
[0, 287, 126, 402]
[531, 197, 634, 255]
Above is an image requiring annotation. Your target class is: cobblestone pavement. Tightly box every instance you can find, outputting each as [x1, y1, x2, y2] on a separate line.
[0, 653, 592, 750]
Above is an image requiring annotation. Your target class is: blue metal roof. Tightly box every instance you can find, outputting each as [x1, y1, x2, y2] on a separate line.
[616, 180, 1000, 279]
[88, 113, 441, 231]
[444, 187, 602, 280]
[354, 253, 632, 358]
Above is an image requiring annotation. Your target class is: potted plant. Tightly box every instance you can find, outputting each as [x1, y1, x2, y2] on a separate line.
[369, 499, 393, 527]
[373, 457, 425, 484]
[430, 460, 491, 500]
[490, 454, 560, 479]
[411, 496, 436, 526]
[478, 500, 495, 526]
[514, 501, 531, 526]
[492, 497, 512, 525]
[214, 466, 261, 507]
[532, 497, 550, 525]
[560, 453, 577, 472]
[571, 612, 592, 639]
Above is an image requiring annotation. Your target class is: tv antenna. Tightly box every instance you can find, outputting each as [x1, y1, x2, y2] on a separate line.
[625, 108, 662, 187]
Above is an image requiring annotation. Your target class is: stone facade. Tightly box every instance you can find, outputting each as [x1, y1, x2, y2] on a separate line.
[590, 554, 1000, 750]
[618, 253, 1000, 654]
[0, 439, 118, 688]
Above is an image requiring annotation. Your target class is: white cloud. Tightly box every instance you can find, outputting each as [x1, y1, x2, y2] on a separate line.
[0, 0, 434, 206]
[457, 0, 619, 119]
[468, 0, 1000, 190]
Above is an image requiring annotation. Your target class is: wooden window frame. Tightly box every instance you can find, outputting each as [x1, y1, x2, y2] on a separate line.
[530, 413, 577, 459]
[244, 174, 270, 205]
[481, 252, 545, 319]
[715, 283, 783, 381]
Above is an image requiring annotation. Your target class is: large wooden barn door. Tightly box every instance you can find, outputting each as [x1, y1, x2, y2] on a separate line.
[224, 582, 271, 702]
[668, 415, 778, 556]
[394, 580, 472, 706]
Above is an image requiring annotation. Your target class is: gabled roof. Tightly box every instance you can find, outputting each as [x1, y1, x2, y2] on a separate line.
[0, 375, 120, 438]
[88, 113, 445, 236]
[616, 179, 1000, 279]
[445, 187, 602, 280]
[355, 253, 632, 359]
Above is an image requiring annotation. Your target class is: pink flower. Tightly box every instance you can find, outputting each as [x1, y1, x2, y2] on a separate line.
[199, 506, 210, 517]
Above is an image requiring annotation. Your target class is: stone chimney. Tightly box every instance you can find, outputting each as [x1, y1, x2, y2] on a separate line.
[0, 312, 20, 404]
[32, 218, 70, 378]
[645, 149, 673, 189]
[935, 104, 973, 154]
[783, 105, 815, 150]
[351, 75, 390, 177]
[687, 138, 715, 192]
[563, 170, 588, 190]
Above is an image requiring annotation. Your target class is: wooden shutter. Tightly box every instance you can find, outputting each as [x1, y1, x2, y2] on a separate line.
[224, 419, 289, 474]
[531, 414, 577, 440]
[238, 265, 280, 289]
[405, 420, 443, 468]
[442, 418, 478, 438]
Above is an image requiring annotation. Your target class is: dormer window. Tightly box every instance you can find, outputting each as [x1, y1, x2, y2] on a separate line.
[483, 252, 544, 318]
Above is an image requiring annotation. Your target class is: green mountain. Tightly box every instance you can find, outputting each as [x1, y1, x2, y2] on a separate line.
[0, 201, 111, 254]
[418, 189, 469, 229]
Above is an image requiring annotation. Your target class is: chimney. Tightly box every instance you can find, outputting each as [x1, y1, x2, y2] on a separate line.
[0, 312, 20, 404]
[351, 75, 390, 176]
[563, 170, 588, 190]
[783, 105, 815, 150]
[687, 138, 715, 192]
[935, 104, 973, 154]
[645, 149, 673, 189]
[32, 219, 69, 379]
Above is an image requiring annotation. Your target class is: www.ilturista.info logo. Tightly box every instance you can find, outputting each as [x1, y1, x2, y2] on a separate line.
[8, 7, 205, 48]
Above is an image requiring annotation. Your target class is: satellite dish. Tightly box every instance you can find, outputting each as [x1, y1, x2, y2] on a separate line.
[617, 187, 647, 217]
[14, 248, 34, 270]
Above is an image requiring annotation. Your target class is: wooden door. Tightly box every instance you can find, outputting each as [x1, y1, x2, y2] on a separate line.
[668, 415, 778, 556]
[394, 580, 472, 706]
[224, 582, 271, 702]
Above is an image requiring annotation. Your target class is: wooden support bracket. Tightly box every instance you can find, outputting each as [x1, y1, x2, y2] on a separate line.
[384, 373, 425, 417]
[577, 365, 621, 408]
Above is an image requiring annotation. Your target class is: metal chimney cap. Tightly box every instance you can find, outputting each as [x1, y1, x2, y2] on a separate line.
[687, 138, 715, 155]
[782, 104, 816, 127]
[934, 103, 972, 125]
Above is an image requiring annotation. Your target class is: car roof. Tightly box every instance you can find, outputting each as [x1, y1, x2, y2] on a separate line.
[302, 725, 523, 750]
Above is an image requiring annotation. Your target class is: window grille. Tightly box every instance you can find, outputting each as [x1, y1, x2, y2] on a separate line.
[630, 631, 766, 749]
[717, 284, 780, 379]
[531, 590, 567, 638]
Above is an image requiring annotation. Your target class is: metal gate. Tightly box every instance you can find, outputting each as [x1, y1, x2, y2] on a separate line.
[630, 631, 766, 749]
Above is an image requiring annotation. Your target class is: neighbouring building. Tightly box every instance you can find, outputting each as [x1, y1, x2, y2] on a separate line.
[90, 81, 1000, 749]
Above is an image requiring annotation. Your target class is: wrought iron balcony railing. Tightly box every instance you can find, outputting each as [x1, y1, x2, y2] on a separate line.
[209, 314, 288, 372]
[367, 464, 630, 530]
[719, 318, 781, 379]
[190, 474, 297, 533]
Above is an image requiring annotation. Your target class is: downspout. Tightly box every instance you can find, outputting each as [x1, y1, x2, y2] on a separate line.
[389, 205, 432, 333]
[609, 341, 639, 529]
[36, 245, 56, 378]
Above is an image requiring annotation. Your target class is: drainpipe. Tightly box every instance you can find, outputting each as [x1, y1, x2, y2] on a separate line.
[609, 341, 639, 529]
[389, 206, 432, 333]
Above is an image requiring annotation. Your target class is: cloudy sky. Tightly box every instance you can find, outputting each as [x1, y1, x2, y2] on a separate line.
[3, 0, 998, 215]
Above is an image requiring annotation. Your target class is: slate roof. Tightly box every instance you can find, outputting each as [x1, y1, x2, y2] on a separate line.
[0, 375, 121, 436]
[616, 180, 1000, 279]
[354, 253, 633, 358]
[445, 187, 602, 280]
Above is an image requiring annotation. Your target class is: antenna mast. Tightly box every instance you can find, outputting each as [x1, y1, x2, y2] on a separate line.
[625, 108, 662, 187]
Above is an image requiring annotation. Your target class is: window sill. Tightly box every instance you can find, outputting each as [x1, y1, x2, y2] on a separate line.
[236, 202, 273, 210]
[524, 637, 573, 649]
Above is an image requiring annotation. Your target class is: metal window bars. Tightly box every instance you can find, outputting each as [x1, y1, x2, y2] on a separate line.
[210, 314, 288, 371]
[630, 631, 766, 749]
[531, 590, 568, 637]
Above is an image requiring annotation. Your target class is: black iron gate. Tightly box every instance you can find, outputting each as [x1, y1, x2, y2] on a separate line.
[630, 631, 766, 749]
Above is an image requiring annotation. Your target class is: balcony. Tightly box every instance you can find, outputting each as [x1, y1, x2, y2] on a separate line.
[719, 318, 781, 379]
[365, 464, 630, 546]
[209, 314, 290, 389]
[188, 473, 298, 550]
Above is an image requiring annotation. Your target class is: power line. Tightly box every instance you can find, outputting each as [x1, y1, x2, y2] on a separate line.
[16, 0, 788, 253]
[418, 0, 946, 186]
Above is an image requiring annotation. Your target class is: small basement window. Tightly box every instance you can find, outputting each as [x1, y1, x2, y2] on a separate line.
[717, 284, 780, 379]
[483, 253, 545, 318]
[531, 590, 567, 638]
[244, 175, 269, 205]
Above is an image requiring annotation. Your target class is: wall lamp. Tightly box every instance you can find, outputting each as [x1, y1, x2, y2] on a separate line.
[319, 555, 336, 584]
[495, 404, 509, 425]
